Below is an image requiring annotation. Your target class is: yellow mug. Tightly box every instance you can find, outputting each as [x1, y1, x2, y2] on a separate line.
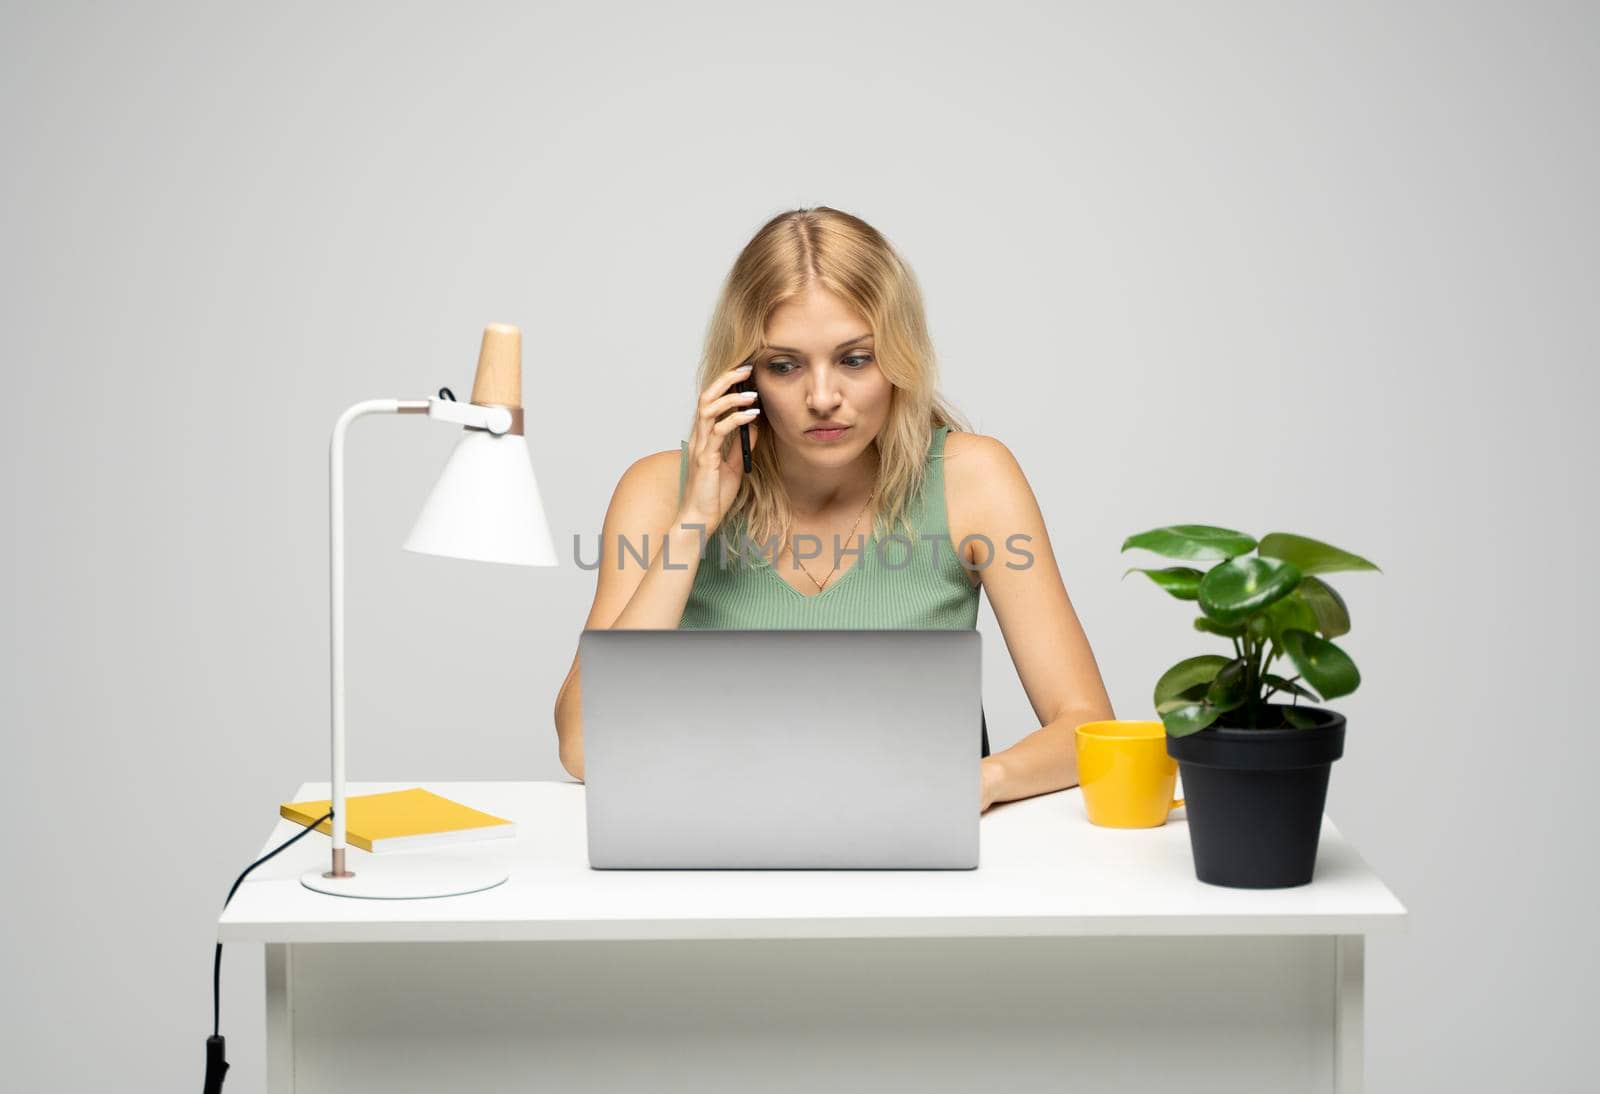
[1076, 720, 1185, 828]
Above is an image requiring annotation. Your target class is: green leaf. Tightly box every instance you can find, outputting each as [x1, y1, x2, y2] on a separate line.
[1281, 629, 1361, 700]
[1197, 557, 1303, 625]
[1297, 576, 1351, 638]
[1283, 706, 1323, 728]
[1154, 655, 1232, 707]
[1194, 616, 1245, 639]
[1123, 566, 1204, 600]
[1248, 591, 1319, 644]
[1122, 525, 1257, 562]
[1263, 673, 1320, 702]
[1159, 701, 1221, 738]
[1205, 657, 1250, 712]
[1258, 533, 1381, 576]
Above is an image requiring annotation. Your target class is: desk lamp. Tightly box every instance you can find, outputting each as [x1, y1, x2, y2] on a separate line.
[300, 323, 557, 899]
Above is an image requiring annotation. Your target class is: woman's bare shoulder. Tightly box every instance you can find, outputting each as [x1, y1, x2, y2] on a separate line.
[941, 429, 1032, 536]
[629, 446, 684, 480]
[602, 448, 685, 529]
[943, 429, 1025, 489]
[618, 447, 683, 499]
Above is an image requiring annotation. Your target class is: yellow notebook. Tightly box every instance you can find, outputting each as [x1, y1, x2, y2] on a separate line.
[279, 788, 516, 854]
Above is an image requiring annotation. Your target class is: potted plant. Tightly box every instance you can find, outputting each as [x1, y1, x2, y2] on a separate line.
[1121, 525, 1380, 889]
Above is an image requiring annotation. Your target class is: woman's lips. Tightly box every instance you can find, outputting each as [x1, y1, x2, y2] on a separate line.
[805, 426, 851, 441]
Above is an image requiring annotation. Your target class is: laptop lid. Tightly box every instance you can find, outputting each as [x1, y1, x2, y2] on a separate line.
[579, 628, 983, 869]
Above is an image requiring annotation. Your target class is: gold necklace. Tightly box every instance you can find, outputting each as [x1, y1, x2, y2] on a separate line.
[792, 489, 877, 592]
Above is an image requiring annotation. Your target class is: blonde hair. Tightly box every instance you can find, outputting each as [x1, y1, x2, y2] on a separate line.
[688, 206, 973, 558]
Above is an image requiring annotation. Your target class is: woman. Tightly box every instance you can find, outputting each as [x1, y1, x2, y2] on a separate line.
[554, 207, 1114, 811]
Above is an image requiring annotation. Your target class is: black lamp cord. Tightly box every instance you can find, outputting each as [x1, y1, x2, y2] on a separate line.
[204, 809, 333, 1094]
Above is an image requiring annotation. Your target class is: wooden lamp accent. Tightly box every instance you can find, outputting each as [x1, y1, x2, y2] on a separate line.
[470, 323, 522, 408]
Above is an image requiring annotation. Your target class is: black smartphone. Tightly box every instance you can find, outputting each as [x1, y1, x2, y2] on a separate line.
[735, 371, 756, 472]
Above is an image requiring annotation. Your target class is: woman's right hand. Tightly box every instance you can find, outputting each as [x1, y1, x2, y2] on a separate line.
[679, 361, 761, 532]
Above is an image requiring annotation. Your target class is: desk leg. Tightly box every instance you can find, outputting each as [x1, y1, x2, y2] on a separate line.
[265, 943, 295, 1094]
[1335, 935, 1365, 1094]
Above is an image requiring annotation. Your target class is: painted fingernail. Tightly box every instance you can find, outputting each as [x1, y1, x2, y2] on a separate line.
[740, 390, 758, 399]
[742, 407, 761, 415]
[736, 364, 753, 372]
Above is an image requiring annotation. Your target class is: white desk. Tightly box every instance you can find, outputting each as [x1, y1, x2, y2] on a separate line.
[220, 780, 1406, 1094]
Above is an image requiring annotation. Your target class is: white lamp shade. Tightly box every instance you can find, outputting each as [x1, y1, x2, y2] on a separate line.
[403, 429, 558, 566]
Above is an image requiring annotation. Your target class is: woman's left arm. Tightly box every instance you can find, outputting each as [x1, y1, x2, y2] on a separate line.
[948, 434, 1116, 811]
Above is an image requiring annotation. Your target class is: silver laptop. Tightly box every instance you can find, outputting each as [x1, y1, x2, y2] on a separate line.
[579, 629, 983, 869]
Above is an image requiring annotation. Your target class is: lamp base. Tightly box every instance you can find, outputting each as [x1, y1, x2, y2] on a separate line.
[300, 853, 510, 900]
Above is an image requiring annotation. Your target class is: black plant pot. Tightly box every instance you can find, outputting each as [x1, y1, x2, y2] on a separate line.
[1166, 705, 1346, 889]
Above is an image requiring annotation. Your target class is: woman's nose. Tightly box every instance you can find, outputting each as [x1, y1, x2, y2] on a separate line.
[806, 371, 843, 411]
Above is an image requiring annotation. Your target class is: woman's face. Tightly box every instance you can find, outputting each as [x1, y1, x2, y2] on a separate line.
[756, 284, 893, 467]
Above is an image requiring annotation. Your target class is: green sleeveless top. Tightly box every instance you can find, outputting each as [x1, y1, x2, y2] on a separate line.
[675, 424, 988, 755]
[675, 424, 980, 630]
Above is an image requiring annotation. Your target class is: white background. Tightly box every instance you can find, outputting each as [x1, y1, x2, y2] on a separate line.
[3, 2, 1593, 1090]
